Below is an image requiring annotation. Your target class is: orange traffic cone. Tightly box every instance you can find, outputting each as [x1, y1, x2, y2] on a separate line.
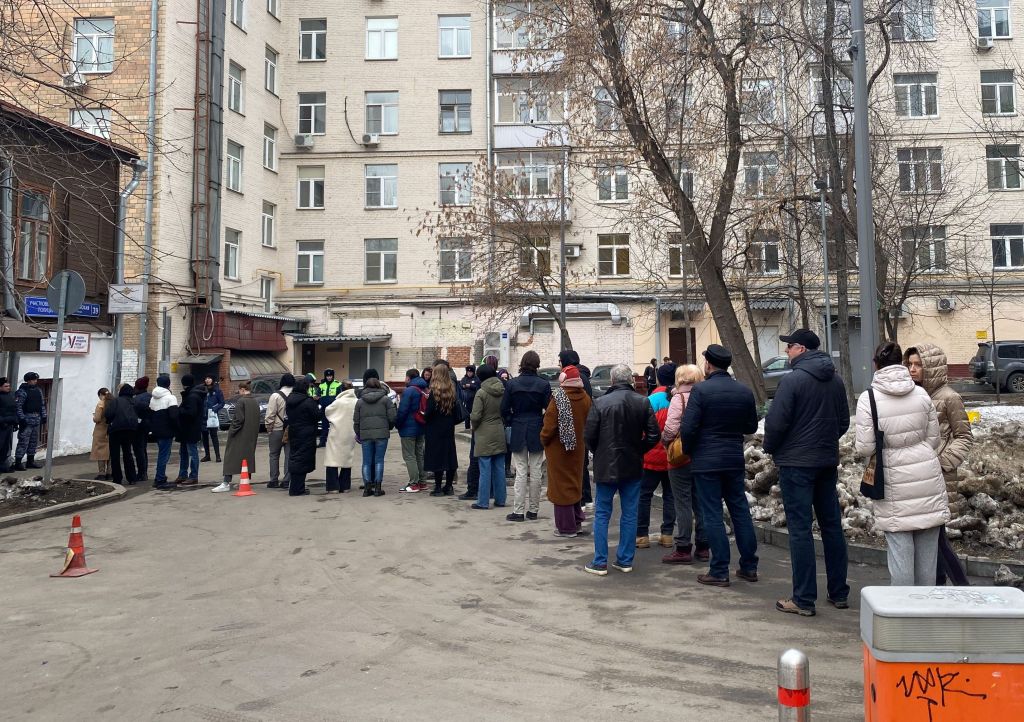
[51, 515, 98, 578]
[234, 459, 255, 497]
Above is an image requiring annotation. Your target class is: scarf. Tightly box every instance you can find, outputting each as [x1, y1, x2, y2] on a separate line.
[554, 388, 577, 452]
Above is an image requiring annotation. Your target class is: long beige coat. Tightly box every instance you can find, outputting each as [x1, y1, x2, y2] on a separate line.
[324, 389, 359, 469]
[90, 400, 110, 461]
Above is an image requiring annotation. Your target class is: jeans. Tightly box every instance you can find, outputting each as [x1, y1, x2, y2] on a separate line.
[512, 449, 544, 515]
[109, 430, 138, 484]
[400, 435, 426, 484]
[154, 437, 174, 482]
[779, 466, 850, 609]
[935, 525, 969, 586]
[477, 454, 507, 508]
[637, 469, 675, 537]
[668, 465, 707, 550]
[361, 438, 388, 484]
[886, 527, 941, 586]
[178, 442, 200, 479]
[132, 430, 149, 479]
[592, 479, 642, 568]
[695, 470, 759, 579]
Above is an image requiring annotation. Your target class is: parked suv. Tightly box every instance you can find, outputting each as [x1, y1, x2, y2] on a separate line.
[973, 341, 1024, 393]
[219, 374, 282, 430]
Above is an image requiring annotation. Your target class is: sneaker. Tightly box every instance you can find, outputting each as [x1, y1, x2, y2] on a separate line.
[154, 483, 173, 491]
[506, 513, 525, 522]
[658, 535, 674, 548]
[776, 598, 816, 617]
[827, 597, 850, 610]
[400, 485, 420, 493]
[584, 502, 594, 513]
[662, 549, 694, 565]
[575, 527, 590, 536]
[611, 562, 633, 573]
[697, 574, 730, 587]
[736, 569, 759, 583]
[526, 511, 538, 521]
[583, 563, 608, 576]
[211, 482, 231, 493]
[635, 536, 650, 549]
[414, 483, 429, 492]
[553, 530, 578, 538]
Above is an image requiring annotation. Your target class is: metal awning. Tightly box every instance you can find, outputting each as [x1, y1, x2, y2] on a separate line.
[288, 334, 391, 343]
[227, 309, 308, 323]
[227, 351, 289, 381]
[750, 299, 789, 310]
[177, 353, 223, 365]
[0, 316, 48, 352]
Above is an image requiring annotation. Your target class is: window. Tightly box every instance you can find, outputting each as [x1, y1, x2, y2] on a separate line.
[69, 108, 110, 138]
[746, 231, 781, 275]
[439, 15, 471, 57]
[982, 70, 1016, 115]
[897, 147, 943, 192]
[991, 224, 1024, 268]
[744, 151, 778, 197]
[894, 73, 938, 118]
[901, 225, 947, 271]
[299, 19, 327, 61]
[495, 151, 558, 197]
[365, 91, 399, 135]
[260, 277, 274, 312]
[298, 92, 326, 134]
[366, 17, 398, 59]
[16, 190, 50, 281]
[892, 0, 936, 40]
[262, 123, 277, 170]
[439, 90, 472, 133]
[674, 160, 696, 199]
[741, 78, 777, 125]
[595, 87, 622, 130]
[365, 164, 398, 208]
[297, 166, 325, 208]
[261, 201, 276, 247]
[519, 239, 551, 276]
[440, 238, 473, 281]
[978, 0, 1011, 39]
[809, 65, 853, 107]
[495, 2, 534, 49]
[668, 233, 697, 277]
[228, 63, 244, 113]
[987, 145, 1022, 190]
[439, 163, 472, 206]
[73, 19, 114, 73]
[226, 141, 243, 193]
[496, 79, 563, 123]
[365, 239, 398, 283]
[810, 0, 852, 38]
[266, 0, 278, 18]
[598, 234, 630, 277]
[264, 46, 278, 94]
[296, 240, 324, 284]
[224, 229, 240, 280]
[231, 0, 245, 29]
[597, 164, 629, 201]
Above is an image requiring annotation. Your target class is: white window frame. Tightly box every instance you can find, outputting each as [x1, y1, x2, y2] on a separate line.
[298, 91, 326, 135]
[597, 164, 629, 202]
[440, 238, 473, 282]
[364, 238, 398, 283]
[439, 163, 472, 206]
[496, 78, 564, 124]
[674, 160, 696, 199]
[439, 15, 471, 58]
[260, 276, 274, 312]
[987, 144, 1022, 190]
[296, 240, 325, 284]
[595, 87, 622, 130]
[228, 62, 244, 114]
[264, 46, 278, 94]
[894, 72, 939, 118]
[226, 140, 243, 193]
[366, 17, 398, 60]
[299, 18, 327, 61]
[668, 233, 698, 278]
[982, 70, 1016, 116]
[439, 90, 472, 133]
[901, 225, 947, 272]
[746, 232, 782, 275]
[809, 65, 853, 107]
[365, 91, 399, 135]
[261, 201, 276, 247]
[266, 0, 278, 19]
[598, 234, 631, 277]
[262, 123, 277, 171]
[978, 0, 1012, 39]
[744, 151, 778, 197]
[365, 164, 398, 208]
[991, 225, 1024, 269]
[69, 108, 111, 138]
[231, 0, 245, 29]
[224, 229, 240, 280]
[892, 0, 936, 41]
[297, 166, 325, 209]
[897, 147, 943, 193]
[72, 18, 115, 74]
[495, 1, 549, 49]
[741, 78, 777, 125]
[495, 151, 559, 198]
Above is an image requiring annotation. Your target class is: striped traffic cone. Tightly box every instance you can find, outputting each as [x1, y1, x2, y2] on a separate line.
[51, 515, 99, 578]
[234, 460, 255, 497]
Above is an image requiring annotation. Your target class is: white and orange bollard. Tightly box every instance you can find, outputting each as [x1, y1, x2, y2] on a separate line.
[778, 648, 810, 721]
[234, 460, 255, 497]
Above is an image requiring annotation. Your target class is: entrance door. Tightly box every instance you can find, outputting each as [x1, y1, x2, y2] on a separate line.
[348, 346, 386, 381]
[669, 327, 697, 364]
[301, 344, 316, 376]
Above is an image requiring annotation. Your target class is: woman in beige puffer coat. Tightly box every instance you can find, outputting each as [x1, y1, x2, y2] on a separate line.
[856, 342, 949, 586]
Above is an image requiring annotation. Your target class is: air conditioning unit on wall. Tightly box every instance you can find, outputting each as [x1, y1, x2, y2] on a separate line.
[62, 71, 87, 89]
[361, 133, 380, 147]
[483, 330, 510, 369]
[977, 36, 994, 51]
[937, 297, 956, 313]
[294, 134, 314, 149]
[563, 244, 582, 259]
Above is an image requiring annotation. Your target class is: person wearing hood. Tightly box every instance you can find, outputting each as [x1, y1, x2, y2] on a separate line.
[0, 377, 16, 473]
[287, 377, 321, 495]
[105, 384, 140, 485]
[13, 371, 46, 470]
[149, 375, 179, 490]
[318, 369, 342, 447]
[856, 342, 949, 586]
[396, 369, 429, 493]
[266, 373, 294, 489]
[176, 374, 206, 484]
[200, 375, 224, 463]
[324, 381, 358, 492]
[354, 375, 397, 496]
[905, 343, 974, 586]
[91, 388, 112, 480]
[132, 376, 153, 482]
[213, 381, 260, 493]
[469, 364, 507, 509]
[541, 365, 592, 536]
[764, 329, 851, 617]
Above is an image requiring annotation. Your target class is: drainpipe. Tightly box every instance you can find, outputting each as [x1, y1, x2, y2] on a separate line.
[111, 159, 146, 389]
[206, 0, 226, 310]
[138, 0, 160, 377]
[485, 0, 495, 286]
[1, 149, 21, 380]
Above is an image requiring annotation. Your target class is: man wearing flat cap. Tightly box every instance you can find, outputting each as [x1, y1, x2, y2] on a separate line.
[680, 344, 759, 587]
[763, 328, 851, 617]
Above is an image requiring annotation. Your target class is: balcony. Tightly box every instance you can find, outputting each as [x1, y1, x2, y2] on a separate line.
[496, 196, 573, 224]
[492, 49, 563, 76]
[494, 123, 569, 149]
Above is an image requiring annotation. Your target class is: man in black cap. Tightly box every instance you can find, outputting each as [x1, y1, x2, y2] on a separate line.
[681, 344, 759, 588]
[764, 328, 851, 617]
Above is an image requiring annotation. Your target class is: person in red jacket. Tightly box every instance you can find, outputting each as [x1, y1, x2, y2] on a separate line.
[636, 364, 677, 549]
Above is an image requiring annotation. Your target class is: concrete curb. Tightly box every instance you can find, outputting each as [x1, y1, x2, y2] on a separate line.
[0, 479, 127, 530]
[753, 521, 1024, 578]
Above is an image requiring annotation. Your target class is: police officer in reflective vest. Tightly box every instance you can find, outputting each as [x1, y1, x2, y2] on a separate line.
[318, 369, 342, 447]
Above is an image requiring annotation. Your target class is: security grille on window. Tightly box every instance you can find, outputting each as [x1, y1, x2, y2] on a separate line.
[261, 201, 276, 246]
[224, 229, 240, 279]
[598, 164, 629, 201]
[300, 19, 327, 61]
[263, 123, 277, 170]
[264, 46, 278, 94]
[366, 17, 398, 59]
[901, 225, 947, 271]
[598, 234, 630, 277]
[595, 87, 622, 130]
[440, 238, 473, 281]
[439, 15, 471, 57]
[741, 78, 777, 125]
[16, 190, 50, 281]
[439, 163, 472, 206]
[894, 73, 938, 118]
[296, 240, 325, 284]
[744, 151, 778, 197]
[297, 166, 325, 208]
[365, 239, 398, 283]
[891, 0, 936, 40]
[897, 147, 943, 192]
[228, 63, 244, 113]
[746, 231, 781, 274]
[365, 164, 398, 208]
[978, 0, 1011, 39]
[365, 92, 399, 135]
[232, 0, 245, 28]
[495, 151, 558, 197]
[809, 65, 853, 107]
[69, 108, 111, 138]
[226, 141, 243, 192]
[73, 18, 115, 73]
[668, 233, 698, 277]
[519, 239, 551, 275]
[991, 224, 1024, 269]
[982, 70, 1016, 115]
[260, 277, 274, 312]
[439, 90, 472, 133]
[298, 92, 326, 134]
[496, 79, 563, 123]
[987, 144, 1022, 190]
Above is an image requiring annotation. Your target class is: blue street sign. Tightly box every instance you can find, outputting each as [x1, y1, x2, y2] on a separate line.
[25, 295, 101, 318]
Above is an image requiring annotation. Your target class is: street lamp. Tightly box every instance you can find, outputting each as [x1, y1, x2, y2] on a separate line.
[813, 178, 833, 356]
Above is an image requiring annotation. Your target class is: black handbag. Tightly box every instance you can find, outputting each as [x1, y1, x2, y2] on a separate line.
[860, 388, 886, 500]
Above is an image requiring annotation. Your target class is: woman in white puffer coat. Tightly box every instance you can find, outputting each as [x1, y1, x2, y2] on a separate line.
[855, 342, 949, 586]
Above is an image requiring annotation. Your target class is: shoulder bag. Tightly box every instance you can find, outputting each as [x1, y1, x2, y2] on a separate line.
[860, 388, 886, 500]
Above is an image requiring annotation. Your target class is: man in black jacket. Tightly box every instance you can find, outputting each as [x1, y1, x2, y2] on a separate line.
[0, 377, 17, 472]
[681, 345, 759, 588]
[176, 374, 206, 484]
[583, 364, 661, 576]
[502, 351, 552, 521]
[14, 371, 46, 470]
[764, 328, 851, 616]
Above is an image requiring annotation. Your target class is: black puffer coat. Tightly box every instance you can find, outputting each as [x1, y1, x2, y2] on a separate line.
[105, 387, 140, 433]
[176, 384, 207, 444]
[286, 390, 321, 476]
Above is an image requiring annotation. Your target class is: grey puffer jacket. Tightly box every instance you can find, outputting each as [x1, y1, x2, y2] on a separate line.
[353, 388, 396, 441]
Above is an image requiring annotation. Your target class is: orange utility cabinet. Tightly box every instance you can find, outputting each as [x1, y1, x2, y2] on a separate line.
[861, 586, 1024, 721]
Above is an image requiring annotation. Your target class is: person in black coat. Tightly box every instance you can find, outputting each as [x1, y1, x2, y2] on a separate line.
[0, 377, 18, 473]
[105, 384, 140, 485]
[459, 366, 480, 430]
[131, 376, 153, 482]
[680, 345, 759, 587]
[424, 364, 464, 496]
[501, 350, 552, 522]
[176, 374, 206, 484]
[286, 377, 320, 496]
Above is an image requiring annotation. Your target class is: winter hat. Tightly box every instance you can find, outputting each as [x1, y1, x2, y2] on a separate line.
[181, 374, 195, 387]
[465, 364, 476, 372]
[703, 344, 732, 370]
[280, 373, 296, 388]
[559, 365, 584, 388]
[477, 364, 497, 381]
[656, 363, 677, 388]
[23, 371, 39, 382]
[157, 375, 171, 389]
[363, 368, 380, 382]
[134, 376, 150, 392]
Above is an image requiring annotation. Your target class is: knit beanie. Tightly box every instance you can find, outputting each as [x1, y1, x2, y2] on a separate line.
[656, 363, 677, 388]
[157, 375, 171, 389]
[181, 374, 195, 388]
[134, 376, 150, 392]
[280, 373, 296, 388]
[363, 368, 380, 382]
[477, 364, 497, 382]
[559, 365, 584, 388]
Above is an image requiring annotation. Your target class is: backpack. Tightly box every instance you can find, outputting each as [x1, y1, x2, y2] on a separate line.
[413, 388, 430, 425]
